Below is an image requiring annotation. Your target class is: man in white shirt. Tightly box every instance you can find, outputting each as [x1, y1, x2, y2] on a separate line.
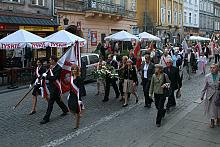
[139, 54, 155, 108]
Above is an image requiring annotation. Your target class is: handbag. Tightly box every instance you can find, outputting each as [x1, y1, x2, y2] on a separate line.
[163, 74, 171, 97]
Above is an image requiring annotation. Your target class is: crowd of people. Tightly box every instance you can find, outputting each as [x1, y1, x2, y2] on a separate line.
[28, 40, 220, 129]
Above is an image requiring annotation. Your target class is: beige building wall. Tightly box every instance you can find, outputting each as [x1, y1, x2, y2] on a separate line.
[59, 12, 137, 52]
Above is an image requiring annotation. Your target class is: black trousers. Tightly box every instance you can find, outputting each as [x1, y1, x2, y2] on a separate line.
[43, 89, 69, 121]
[166, 88, 176, 109]
[215, 54, 220, 64]
[142, 78, 153, 106]
[104, 77, 120, 100]
[119, 80, 124, 97]
[154, 94, 166, 124]
[80, 80, 87, 97]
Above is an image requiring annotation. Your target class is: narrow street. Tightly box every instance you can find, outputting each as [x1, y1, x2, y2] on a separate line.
[1, 70, 219, 147]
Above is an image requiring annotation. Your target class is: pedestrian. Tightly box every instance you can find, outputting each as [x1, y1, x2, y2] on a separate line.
[122, 59, 139, 107]
[118, 56, 128, 101]
[68, 65, 84, 129]
[80, 59, 87, 97]
[139, 54, 155, 108]
[184, 48, 195, 79]
[129, 51, 136, 65]
[29, 59, 48, 115]
[159, 49, 171, 67]
[40, 56, 69, 124]
[164, 59, 181, 111]
[201, 63, 220, 128]
[96, 57, 106, 95]
[149, 64, 170, 127]
[198, 52, 207, 74]
[103, 54, 120, 102]
[214, 45, 220, 64]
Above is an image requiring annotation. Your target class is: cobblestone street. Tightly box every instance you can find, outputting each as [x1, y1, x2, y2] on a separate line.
[1, 67, 219, 147]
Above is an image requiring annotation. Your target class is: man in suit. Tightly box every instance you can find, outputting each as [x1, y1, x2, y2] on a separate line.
[103, 54, 120, 102]
[184, 49, 196, 79]
[140, 54, 155, 108]
[40, 56, 69, 124]
[164, 58, 181, 111]
[80, 59, 87, 97]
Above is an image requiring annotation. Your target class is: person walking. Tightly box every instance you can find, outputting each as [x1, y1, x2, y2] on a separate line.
[159, 49, 171, 67]
[96, 57, 106, 95]
[140, 54, 155, 108]
[29, 59, 48, 115]
[122, 59, 139, 107]
[164, 59, 181, 111]
[198, 52, 207, 75]
[40, 56, 69, 124]
[184, 48, 195, 79]
[149, 64, 170, 127]
[103, 54, 120, 102]
[201, 64, 220, 128]
[80, 59, 87, 97]
[118, 56, 128, 101]
[68, 65, 84, 129]
[214, 45, 220, 64]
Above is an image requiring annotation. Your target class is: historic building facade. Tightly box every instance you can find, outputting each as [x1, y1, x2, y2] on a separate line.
[0, 0, 58, 38]
[183, 0, 200, 38]
[137, 0, 183, 45]
[56, 0, 137, 52]
[199, 0, 214, 37]
[213, 0, 220, 33]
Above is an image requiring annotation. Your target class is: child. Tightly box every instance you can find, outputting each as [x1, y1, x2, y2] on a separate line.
[198, 52, 207, 74]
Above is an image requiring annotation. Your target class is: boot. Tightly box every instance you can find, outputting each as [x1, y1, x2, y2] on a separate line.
[210, 119, 215, 128]
[217, 118, 220, 126]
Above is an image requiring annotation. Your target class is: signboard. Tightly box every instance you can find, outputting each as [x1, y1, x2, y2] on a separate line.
[77, 21, 81, 30]
[57, 48, 62, 58]
[19, 26, 54, 32]
[91, 31, 97, 46]
[37, 50, 46, 58]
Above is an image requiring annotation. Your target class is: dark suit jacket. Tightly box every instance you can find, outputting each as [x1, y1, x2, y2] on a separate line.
[164, 66, 180, 90]
[107, 60, 118, 69]
[140, 62, 155, 81]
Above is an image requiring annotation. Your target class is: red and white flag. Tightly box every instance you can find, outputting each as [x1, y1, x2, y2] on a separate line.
[58, 41, 80, 94]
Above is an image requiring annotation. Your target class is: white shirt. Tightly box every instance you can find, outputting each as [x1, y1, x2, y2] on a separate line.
[143, 63, 149, 78]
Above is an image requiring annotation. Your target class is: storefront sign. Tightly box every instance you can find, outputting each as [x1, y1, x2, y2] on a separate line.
[77, 21, 81, 30]
[49, 42, 69, 48]
[57, 48, 62, 58]
[31, 42, 46, 49]
[19, 26, 54, 32]
[0, 43, 24, 49]
[37, 50, 46, 58]
[0, 24, 6, 30]
[91, 31, 97, 46]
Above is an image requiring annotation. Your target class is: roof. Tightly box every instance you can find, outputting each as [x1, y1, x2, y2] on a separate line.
[0, 15, 59, 26]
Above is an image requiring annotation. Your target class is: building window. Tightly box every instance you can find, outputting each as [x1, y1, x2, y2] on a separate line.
[195, 0, 197, 5]
[189, 13, 192, 24]
[168, 10, 172, 24]
[31, 0, 45, 6]
[161, 8, 166, 24]
[194, 14, 197, 25]
[184, 12, 187, 24]
[189, 0, 192, 4]
[179, 13, 182, 26]
[174, 11, 178, 25]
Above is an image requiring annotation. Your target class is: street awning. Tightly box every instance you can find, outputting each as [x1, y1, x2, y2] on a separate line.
[0, 15, 58, 26]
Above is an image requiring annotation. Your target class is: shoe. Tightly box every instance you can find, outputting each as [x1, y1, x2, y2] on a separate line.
[156, 124, 161, 127]
[60, 112, 68, 117]
[122, 104, 128, 107]
[29, 111, 36, 115]
[144, 104, 151, 108]
[102, 99, 109, 102]
[95, 92, 99, 96]
[40, 119, 49, 124]
[136, 99, 138, 104]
